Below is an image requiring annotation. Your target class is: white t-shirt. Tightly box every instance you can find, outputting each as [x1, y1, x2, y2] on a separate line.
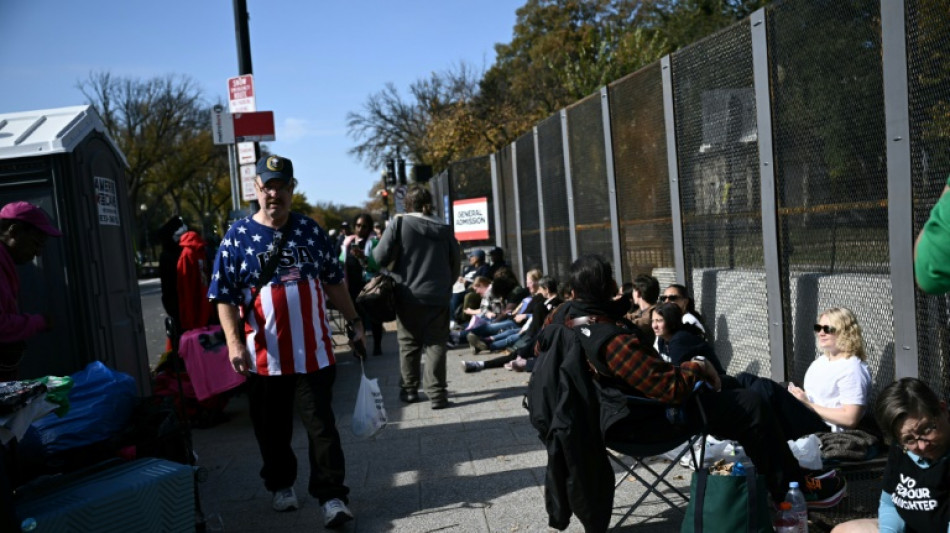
[803, 354, 872, 432]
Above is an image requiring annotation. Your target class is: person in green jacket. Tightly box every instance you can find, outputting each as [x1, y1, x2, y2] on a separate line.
[915, 175, 950, 295]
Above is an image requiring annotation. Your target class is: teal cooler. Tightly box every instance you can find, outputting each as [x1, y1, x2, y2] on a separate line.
[16, 458, 194, 532]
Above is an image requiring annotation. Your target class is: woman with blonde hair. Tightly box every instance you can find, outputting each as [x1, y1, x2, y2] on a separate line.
[788, 307, 872, 432]
[733, 307, 872, 441]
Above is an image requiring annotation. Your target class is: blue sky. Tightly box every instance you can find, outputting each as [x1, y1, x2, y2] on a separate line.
[0, 1, 523, 207]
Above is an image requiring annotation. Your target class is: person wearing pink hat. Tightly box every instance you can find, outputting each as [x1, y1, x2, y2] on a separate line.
[0, 201, 61, 381]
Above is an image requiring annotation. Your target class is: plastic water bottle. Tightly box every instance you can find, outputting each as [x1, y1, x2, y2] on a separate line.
[784, 481, 809, 533]
[773, 502, 798, 533]
[731, 445, 753, 475]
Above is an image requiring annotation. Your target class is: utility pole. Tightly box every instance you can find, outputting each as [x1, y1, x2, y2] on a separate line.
[233, 0, 260, 213]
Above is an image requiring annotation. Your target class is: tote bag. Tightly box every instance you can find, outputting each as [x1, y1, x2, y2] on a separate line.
[681, 467, 775, 533]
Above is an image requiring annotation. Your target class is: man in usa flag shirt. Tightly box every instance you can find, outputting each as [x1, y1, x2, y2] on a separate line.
[208, 155, 363, 528]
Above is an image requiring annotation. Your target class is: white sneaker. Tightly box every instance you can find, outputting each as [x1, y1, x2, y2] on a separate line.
[272, 487, 298, 512]
[322, 498, 354, 528]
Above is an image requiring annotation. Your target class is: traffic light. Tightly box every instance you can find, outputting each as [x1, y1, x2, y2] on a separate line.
[385, 159, 396, 186]
[397, 158, 407, 185]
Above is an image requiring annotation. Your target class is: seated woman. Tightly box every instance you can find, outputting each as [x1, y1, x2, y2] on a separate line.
[652, 302, 726, 375]
[790, 307, 872, 432]
[734, 307, 872, 440]
[653, 283, 707, 352]
[831, 378, 950, 533]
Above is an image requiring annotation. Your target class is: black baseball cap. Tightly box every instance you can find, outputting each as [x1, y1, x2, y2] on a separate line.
[256, 155, 294, 183]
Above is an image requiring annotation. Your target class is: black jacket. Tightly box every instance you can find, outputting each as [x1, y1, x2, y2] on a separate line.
[527, 301, 631, 532]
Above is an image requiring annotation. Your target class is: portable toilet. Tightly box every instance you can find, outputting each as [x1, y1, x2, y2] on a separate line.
[0, 105, 150, 394]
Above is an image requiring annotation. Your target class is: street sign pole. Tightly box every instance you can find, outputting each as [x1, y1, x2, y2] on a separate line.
[232, 0, 259, 212]
[228, 144, 241, 212]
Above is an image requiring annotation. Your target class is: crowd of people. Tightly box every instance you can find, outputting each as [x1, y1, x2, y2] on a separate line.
[6, 155, 949, 531]
[443, 243, 948, 530]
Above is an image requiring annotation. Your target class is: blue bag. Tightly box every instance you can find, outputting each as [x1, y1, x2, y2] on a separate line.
[31, 361, 137, 454]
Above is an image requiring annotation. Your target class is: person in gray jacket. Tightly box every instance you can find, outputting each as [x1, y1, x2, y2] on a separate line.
[374, 185, 461, 409]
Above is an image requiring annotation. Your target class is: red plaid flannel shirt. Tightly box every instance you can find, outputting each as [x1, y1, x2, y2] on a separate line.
[602, 332, 705, 404]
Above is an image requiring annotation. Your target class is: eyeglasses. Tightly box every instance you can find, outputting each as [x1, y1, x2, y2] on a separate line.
[813, 324, 837, 334]
[659, 294, 681, 302]
[900, 422, 939, 449]
[257, 180, 292, 195]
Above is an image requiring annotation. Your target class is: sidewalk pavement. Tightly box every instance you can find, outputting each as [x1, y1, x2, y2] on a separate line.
[191, 325, 691, 532]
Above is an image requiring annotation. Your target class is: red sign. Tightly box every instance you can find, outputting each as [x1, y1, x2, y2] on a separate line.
[228, 75, 255, 113]
[233, 112, 275, 142]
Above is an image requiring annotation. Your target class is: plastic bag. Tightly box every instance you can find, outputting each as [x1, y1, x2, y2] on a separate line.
[677, 437, 739, 470]
[351, 365, 387, 438]
[788, 434, 823, 470]
[32, 361, 137, 454]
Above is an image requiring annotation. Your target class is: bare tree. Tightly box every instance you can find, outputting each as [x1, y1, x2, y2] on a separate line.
[346, 62, 483, 171]
[79, 72, 209, 209]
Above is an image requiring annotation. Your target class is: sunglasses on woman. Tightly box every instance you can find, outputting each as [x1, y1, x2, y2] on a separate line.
[813, 324, 836, 334]
[659, 294, 681, 302]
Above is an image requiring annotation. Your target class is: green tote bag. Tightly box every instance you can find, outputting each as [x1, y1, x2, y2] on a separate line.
[681, 467, 775, 533]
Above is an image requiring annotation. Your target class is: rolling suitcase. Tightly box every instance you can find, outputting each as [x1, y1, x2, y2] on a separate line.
[179, 325, 245, 401]
[16, 458, 194, 532]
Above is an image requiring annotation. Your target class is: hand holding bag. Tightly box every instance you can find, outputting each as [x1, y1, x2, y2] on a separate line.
[681, 465, 775, 533]
[351, 361, 387, 438]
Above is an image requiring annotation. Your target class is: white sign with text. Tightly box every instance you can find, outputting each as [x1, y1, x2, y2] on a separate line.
[452, 197, 490, 241]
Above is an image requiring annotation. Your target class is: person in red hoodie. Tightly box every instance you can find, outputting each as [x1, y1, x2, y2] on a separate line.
[176, 230, 214, 331]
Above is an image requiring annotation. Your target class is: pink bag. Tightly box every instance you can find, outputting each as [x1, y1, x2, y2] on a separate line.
[179, 325, 245, 401]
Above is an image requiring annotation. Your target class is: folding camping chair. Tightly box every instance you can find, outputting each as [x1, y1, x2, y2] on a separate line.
[606, 382, 710, 530]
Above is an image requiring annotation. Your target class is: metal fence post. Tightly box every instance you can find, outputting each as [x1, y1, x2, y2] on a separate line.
[533, 127, 549, 274]
[510, 141, 524, 273]
[561, 109, 579, 262]
[661, 56, 686, 284]
[490, 153, 504, 248]
[751, 8, 787, 381]
[601, 87, 623, 286]
[881, 0, 919, 379]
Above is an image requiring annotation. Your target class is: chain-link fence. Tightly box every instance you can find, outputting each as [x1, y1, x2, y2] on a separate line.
[437, 0, 949, 398]
[609, 62, 675, 286]
[907, 0, 950, 397]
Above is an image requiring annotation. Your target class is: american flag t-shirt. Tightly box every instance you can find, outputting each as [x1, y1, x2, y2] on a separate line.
[208, 213, 344, 375]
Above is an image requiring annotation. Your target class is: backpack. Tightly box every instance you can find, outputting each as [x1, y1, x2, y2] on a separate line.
[524, 322, 585, 441]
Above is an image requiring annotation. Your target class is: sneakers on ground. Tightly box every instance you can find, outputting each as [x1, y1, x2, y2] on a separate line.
[322, 498, 354, 528]
[467, 333, 489, 354]
[803, 470, 847, 509]
[462, 361, 483, 373]
[272, 487, 299, 512]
